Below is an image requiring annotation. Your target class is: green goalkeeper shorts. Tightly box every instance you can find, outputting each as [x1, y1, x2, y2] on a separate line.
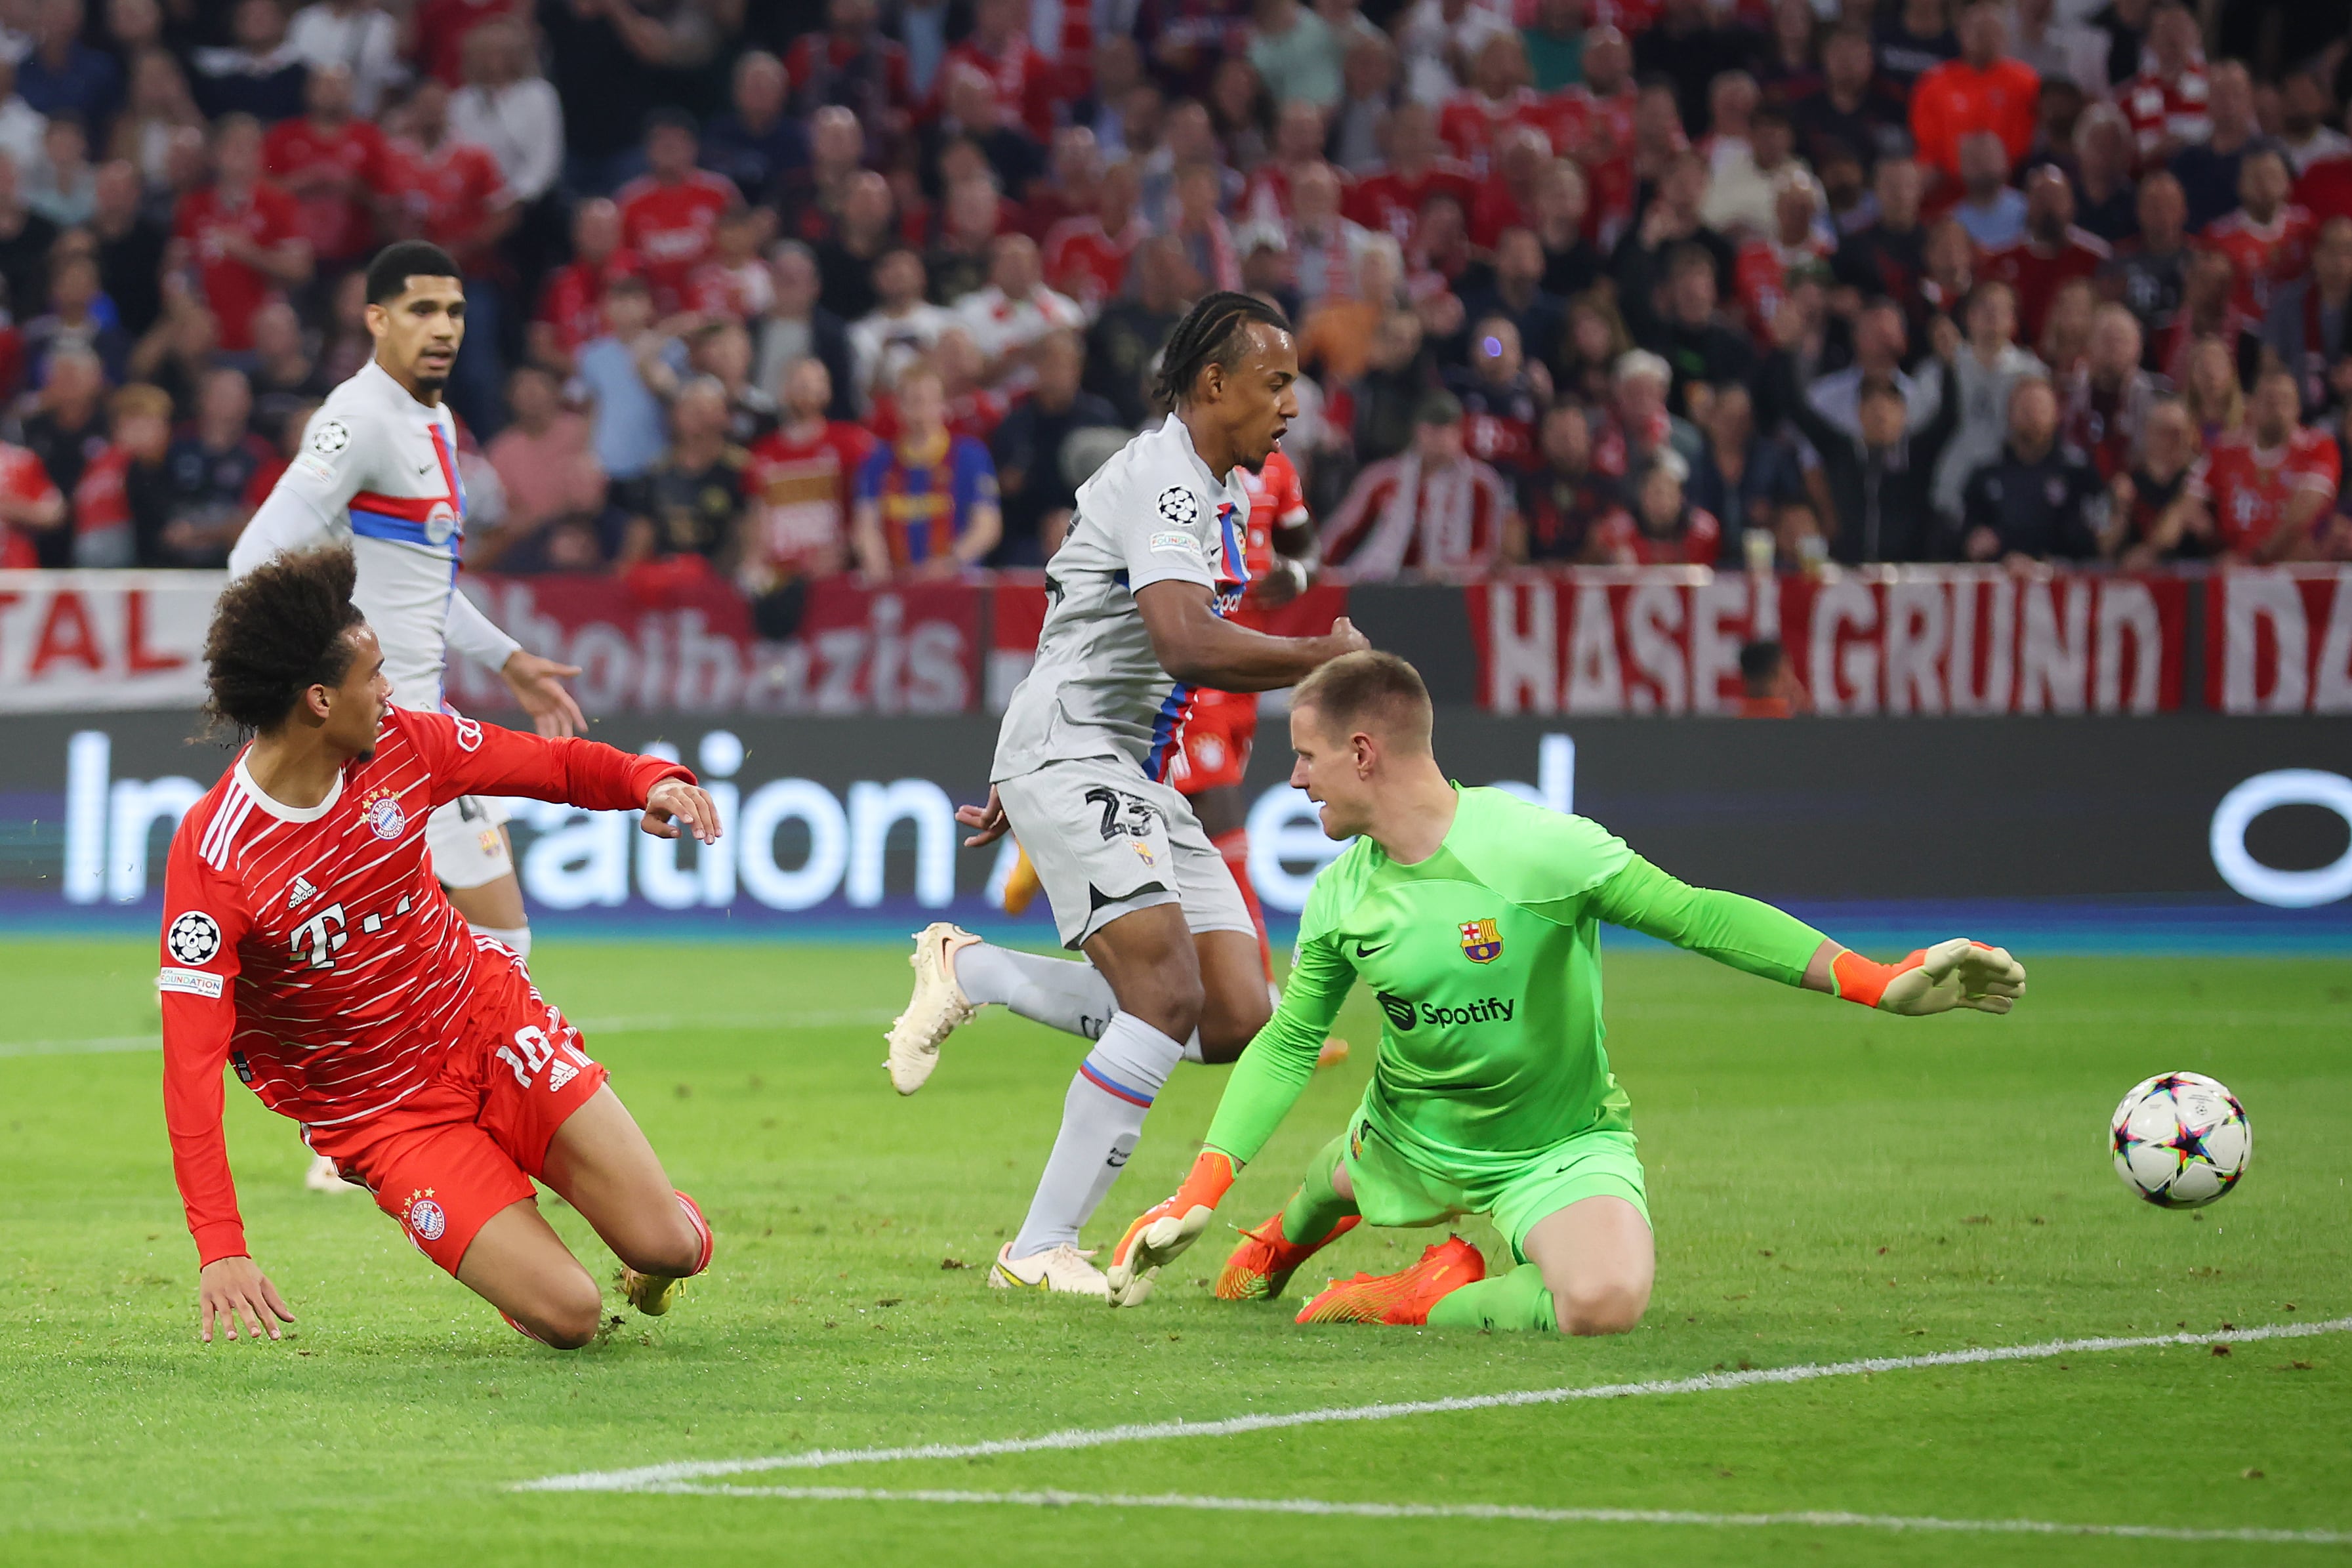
[1340, 1115, 1649, 1265]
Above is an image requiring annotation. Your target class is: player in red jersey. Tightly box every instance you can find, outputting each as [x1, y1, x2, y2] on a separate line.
[2189, 368, 2345, 560]
[173, 115, 312, 354]
[164, 548, 722, 1348]
[615, 111, 741, 315]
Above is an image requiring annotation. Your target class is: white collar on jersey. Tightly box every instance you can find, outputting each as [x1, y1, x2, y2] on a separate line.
[234, 750, 346, 823]
[358, 356, 449, 417]
[1160, 411, 1235, 495]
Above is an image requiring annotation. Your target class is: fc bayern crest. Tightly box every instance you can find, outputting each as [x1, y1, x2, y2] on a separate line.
[1459, 917, 1504, 964]
[166, 910, 222, 965]
[361, 789, 407, 841]
[407, 1195, 446, 1241]
[1155, 485, 1198, 526]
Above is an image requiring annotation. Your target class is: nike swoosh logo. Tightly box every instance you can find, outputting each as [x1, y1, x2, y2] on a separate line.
[1353, 941, 1389, 958]
[415, 463, 434, 475]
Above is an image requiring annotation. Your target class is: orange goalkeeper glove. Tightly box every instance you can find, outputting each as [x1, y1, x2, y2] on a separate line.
[1833, 938, 2027, 1015]
[1104, 1149, 1237, 1309]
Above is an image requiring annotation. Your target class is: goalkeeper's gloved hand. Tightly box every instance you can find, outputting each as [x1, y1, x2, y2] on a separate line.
[1834, 938, 2027, 1016]
[1104, 1149, 1236, 1309]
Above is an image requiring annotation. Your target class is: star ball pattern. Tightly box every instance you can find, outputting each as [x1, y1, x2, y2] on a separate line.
[2110, 1071, 2251, 1208]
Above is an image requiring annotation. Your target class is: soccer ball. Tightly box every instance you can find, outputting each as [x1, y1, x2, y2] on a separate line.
[2110, 1072, 2251, 1208]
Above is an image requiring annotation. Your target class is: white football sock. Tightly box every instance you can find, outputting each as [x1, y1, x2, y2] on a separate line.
[1009, 1011, 1184, 1258]
[472, 923, 531, 960]
[955, 941, 1119, 1041]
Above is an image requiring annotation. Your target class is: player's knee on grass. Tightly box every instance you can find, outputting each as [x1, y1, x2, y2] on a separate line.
[611, 1207, 707, 1280]
[1550, 1274, 1649, 1336]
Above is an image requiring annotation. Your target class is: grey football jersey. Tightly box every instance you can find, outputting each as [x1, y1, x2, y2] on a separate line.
[992, 413, 1253, 782]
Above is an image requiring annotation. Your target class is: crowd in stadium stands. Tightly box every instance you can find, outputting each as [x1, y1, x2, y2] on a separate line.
[0, 0, 2349, 608]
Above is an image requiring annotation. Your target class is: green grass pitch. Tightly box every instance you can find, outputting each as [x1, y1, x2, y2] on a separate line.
[3, 935, 2348, 1566]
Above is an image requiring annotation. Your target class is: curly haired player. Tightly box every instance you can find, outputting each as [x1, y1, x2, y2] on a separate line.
[161, 547, 721, 1348]
[1104, 651, 2029, 1331]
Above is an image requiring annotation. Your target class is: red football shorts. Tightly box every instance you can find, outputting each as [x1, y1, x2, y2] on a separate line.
[305, 945, 609, 1277]
[1172, 688, 1259, 794]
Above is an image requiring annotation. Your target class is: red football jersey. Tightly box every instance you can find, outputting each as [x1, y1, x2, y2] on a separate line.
[0, 441, 60, 567]
[158, 709, 691, 1265]
[1437, 88, 1551, 178]
[535, 250, 644, 356]
[2191, 427, 2342, 556]
[1979, 230, 2112, 346]
[1041, 215, 1145, 310]
[616, 171, 740, 314]
[2200, 205, 2316, 318]
[1733, 236, 1832, 339]
[1594, 505, 1724, 566]
[934, 37, 1056, 140]
[1343, 159, 1479, 250]
[262, 117, 393, 262]
[173, 182, 305, 352]
[394, 138, 511, 267]
[2118, 61, 2209, 162]
[743, 421, 877, 582]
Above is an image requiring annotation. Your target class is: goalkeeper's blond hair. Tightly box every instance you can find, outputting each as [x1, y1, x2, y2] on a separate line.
[1292, 651, 1433, 755]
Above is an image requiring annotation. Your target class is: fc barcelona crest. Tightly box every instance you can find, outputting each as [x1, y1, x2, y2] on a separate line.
[1459, 917, 1504, 964]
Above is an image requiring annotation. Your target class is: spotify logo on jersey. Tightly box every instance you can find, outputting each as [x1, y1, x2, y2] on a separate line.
[1376, 991, 1519, 1031]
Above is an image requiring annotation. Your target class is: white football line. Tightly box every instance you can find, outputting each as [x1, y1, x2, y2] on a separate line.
[517, 1315, 2352, 1493]
[606, 1485, 2352, 1547]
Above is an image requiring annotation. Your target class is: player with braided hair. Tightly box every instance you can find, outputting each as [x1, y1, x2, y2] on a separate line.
[883, 291, 1369, 1295]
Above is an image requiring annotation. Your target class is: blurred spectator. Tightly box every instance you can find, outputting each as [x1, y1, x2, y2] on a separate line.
[784, 0, 913, 133]
[1020, 127, 1102, 246]
[1916, 214, 1980, 329]
[1532, 158, 1603, 301]
[2204, 145, 2313, 320]
[617, 377, 748, 571]
[2103, 394, 2212, 565]
[448, 18, 564, 211]
[2178, 331, 2245, 443]
[1794, 25, 1909, 176]
[1769, 302, 1962, 561]
[1613, 151, 1733, 310]
[1325, 390, 1513, 576]
[1069, 37, 1144, 159]
[741, 355, 872, 633]
[1960, 376, 2105, 560]
[1520, 0, 1587, 94]
[1686, 379, 1802, 544]
[989, 328, 1116, 564]
[263, 65, 393, 272]
[1633, 0, 1761, 138]
[1633, 241, 1755, 415]
[617, 109, 738, 317]
[26, 112, 92, 226]
[697, 50, 804, 212]
[1084, 233, 1191, 426]
[1435, 35, 1542, 180]
[1935, 280, 2046, 519]
[1204, 57, 1270, 176]
[0, 57, 47, 181]
[2158, 248, 2255, 386]
[1951, 131, 2029, 249]
[174, 114, 312, 358]
[285, 0, 406, 118]
[2190, 367, 2343, 560]
[0, 418, 66, 565]
[2116, 1, 2206, 167]
[1347, 305, 1436, 466]
[529, 197, 636, 375]
[1300, 237, 1398, 385]
[161, 364, 269, 567]
[125, 287, 215, 412]
[1168, 161, 1241, 294]
[0, 152, 58, 316]
[1737, 638, 1805, 716]
[1446, 314, 1545, 472]
[24, 251, 126, 383]
[927, 62, 1044, 201]
[850, 246, 956, 401]
[1464, 226, 1565, 373]
[2006, 0, 2108, 93]
[1731, 173, 1830, 340]
[1329, 31, 1401, 175]
[686, 317, 777, 447]
[1807, 296, 1938, 436]
[852, 360, 1000, 580]
[1983, 165, 2111, 346]
[938, 0, 1057, 145]
[1594, 345, 1701, 478]
[2088, 0, 2151, 89]
[956, 233, 1084, 379]
[2277, 71, 2350, 176]
[1594, 451, 1720, 564]
[1512, 400, 1611, 562]
[2103, 169, 2189, 353]
[415, 0, 528, 93]
[396, 80, 512, 432]
[67, 379, 170, 566]
[745, 241, 852, 421]
[1701, 99, 1803, 241]
[1044, 156, 1145, 312]
[1248, 0, 1344, 109]
[16, 0, 121, 135]
[685, 205, 775, 323]
[2069, 103, 2137, 244]
[927, 325, 1012, 443]
[2263, 216, 2352, 418]
[2169, 60, 2256, 234]
[476, 363, 604, 570]
[2036, 276, 2094, 377]
[924, 176, 1004, 307]
[779, 106, 864, 247]
[2060, 302, 2162, 478]
[1832, 157, 1928, 302]
[10, 342, 101, 564]
[190, 0, 309, 125]
[1239, 100, 1333, 231]
[571, 274, 679, 484]
[1875, 0, 1960, 94]
[110, 49, 203, 191]
[1345, 102, 1475, 254]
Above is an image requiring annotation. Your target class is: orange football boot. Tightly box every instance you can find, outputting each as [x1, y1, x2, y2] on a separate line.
[1294, 1235, 1486, 1325]
[1315, 1037, 1350, 1069]
[1214, 1210, 1361, 1301]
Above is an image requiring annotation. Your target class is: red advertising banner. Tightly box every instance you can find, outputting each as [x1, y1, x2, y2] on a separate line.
[448, 573, 985, 715]
[2206, 566, 2352, 714]
[1470, 569, 2189, 716]
[0, 570, 216, 711]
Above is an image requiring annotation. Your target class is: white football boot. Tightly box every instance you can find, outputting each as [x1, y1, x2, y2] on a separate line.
[884, 922, 982, 1095]
[988, 1241, 1111, 1298]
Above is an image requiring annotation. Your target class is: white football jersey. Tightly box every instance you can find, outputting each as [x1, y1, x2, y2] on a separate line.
[229, 358, 517, 712]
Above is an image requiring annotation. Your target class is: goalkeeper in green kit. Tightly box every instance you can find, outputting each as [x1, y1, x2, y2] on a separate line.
[1102, 651, 2028, 1333]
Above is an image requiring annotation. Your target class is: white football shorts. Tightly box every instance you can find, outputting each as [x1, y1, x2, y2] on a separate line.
[424, 794, 514, 890]
[996, 754, 1253, 951]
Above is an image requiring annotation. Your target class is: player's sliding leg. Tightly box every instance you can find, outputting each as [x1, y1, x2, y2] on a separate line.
[539, 1086, 712, 1317]
[1424, 1197, 1653, 1335]
[1215, 1131, 1361, 1300]
[455, 1199, 608, 1348]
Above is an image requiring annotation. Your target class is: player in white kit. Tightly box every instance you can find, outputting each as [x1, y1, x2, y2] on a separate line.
[228, 242, 585, 1191]
[884, 293, 1369, 1294]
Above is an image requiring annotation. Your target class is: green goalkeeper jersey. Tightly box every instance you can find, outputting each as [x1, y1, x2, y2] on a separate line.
[1203, 786, 1833, 1180]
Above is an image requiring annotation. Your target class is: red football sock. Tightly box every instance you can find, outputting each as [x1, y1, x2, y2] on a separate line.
[1214, 827, 1273, 983]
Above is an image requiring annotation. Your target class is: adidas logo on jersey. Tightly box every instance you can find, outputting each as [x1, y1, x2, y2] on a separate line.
[287, 876, 320, 910]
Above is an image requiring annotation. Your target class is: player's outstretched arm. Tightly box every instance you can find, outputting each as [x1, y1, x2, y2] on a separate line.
[1134, 580, 1369, 693]
[413, 711, 713, 837]
[198, 1256, 296, 1344]
[1590, 856, 2026, 1016]
[444, 591, 588, 739]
